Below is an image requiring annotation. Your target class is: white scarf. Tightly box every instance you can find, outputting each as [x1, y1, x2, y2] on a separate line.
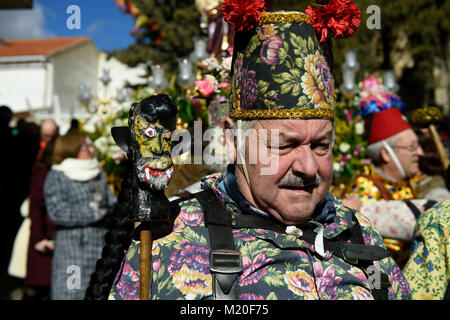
[52, 158, 100, 182]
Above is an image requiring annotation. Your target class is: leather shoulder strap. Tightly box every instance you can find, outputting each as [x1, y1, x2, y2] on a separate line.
[350, 212, 390, 300]
[358, 174, 394, 200]
[195, 190, 242, 300]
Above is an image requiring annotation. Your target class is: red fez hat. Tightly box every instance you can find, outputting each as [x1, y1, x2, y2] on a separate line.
[365, 107, 411, 145]
[357, 77, 410, 145]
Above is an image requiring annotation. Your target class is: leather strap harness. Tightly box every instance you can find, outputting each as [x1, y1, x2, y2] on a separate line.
[194, 189, 392, 300]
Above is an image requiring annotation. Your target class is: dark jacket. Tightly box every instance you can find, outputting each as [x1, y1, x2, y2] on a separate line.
[24, 167, 57, 286]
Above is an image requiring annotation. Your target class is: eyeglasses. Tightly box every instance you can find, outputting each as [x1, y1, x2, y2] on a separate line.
[392, 143, 421, 152]
[80, 143, 94, 151]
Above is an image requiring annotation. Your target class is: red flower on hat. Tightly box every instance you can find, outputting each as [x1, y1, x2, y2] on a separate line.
[221, 0, 272, 32]
[305, 0, 361, 42]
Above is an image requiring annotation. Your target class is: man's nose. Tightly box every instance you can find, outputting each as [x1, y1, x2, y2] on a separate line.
[416, 145, 424, 156]
[290, 145, 319, 177]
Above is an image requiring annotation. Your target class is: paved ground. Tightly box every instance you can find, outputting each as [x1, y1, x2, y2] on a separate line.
[0, 271, 23, 300]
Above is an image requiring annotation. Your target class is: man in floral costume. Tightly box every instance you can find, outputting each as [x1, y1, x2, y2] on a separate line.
[345, 77, 424, 204]
[109, 0, 411, 300]
[344, 77, 426, 268]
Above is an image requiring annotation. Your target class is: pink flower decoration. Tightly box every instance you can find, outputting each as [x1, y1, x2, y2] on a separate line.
[179, 209, 203, 226]
[113, 150, 126, 160]
[344, 108, 353, 123]
[191, 97, 203, 111]
[340, 154, 350, 165]
[361, 77, 382, 93]
[240, 252, 273, 286]
[260, 35, 283, 66]
[195, 75, 217, 98]
[219, 81, 230, 90]
[152, 259, 161, 273]
[222, 56, 233, 71]
[353, 145, 363, 155]
[312, 262, 342, 299]
[239, 293, 265, 300]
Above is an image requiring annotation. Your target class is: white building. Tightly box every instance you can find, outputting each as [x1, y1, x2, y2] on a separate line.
[0, 36, 147, 133]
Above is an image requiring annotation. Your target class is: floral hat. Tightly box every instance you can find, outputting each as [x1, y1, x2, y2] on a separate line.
[222, 0, 361, 120]
[356, 77, 410, 145]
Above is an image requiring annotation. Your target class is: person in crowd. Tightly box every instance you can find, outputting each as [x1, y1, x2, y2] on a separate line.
[403, 199, 450, 300]
[342, 77, 426, 268]
[44, 131, 116, 300]
[22, 136, 59, 300]
[15, 119, 41, 210]
[344, 79, 424, 205]
[66, 119, 80, 134]
[0, 105, 25, 298]
[0, 106, 16, 274]
[86, 1, 411, 300]
[36, 119, 59, 162]
[416, 133, 450, 202]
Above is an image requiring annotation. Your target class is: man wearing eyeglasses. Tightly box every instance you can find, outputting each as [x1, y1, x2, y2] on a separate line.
[343, 106, 426, 268]
[345, 107, 424, 203]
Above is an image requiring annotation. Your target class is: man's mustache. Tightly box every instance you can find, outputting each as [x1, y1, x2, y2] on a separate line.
[279, 173, 322, 188]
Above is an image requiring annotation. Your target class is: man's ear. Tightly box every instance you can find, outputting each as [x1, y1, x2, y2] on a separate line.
[224, 117, 237, 165]
[111, 126, 130, 153]
[379, 145, 391, 163]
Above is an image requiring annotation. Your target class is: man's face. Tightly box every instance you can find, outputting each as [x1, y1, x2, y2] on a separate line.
[392, 129, 424, 178]
[40, 122, 57, 143]
[133, 113, 174, 190]
[235, 119, 334, 225]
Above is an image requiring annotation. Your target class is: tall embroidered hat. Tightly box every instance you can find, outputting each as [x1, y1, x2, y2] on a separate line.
[222, 0, 361, 120]
[356, 77, 410, 145]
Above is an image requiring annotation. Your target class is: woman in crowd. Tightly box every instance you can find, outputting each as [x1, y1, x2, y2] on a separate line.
[44, 131, 116, 300]
[23, 136, 58, 300]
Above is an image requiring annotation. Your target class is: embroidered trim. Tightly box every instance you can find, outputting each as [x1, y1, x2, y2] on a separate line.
[229, 108, 335, 120]
[259, 11, 312, 26]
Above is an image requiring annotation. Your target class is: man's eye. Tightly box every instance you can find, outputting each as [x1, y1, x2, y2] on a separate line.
[145, 128, 156, 138]
[278, 144, 295, 150]
[311, 142, 330, 151]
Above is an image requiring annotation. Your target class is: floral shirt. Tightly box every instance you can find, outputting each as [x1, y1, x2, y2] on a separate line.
[346, 165, 422, 268]
[347, 164, 421, 201]
[109, 173, 411, 300]
[403, 199, 450, 299]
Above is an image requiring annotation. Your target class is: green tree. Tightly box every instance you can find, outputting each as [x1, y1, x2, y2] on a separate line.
[112, 0, 201, 73]
[114, 0, 449, 111]
[273, 0, 449, 110]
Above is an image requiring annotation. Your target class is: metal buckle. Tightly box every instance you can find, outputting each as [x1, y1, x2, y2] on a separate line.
[339, 242, 359, 265]
[210, 249, 243, 274]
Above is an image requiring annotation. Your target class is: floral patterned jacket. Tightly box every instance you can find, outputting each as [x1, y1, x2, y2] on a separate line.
[109, 173, 411, 300]
[403, 199, 450, 299]
[346, 165, 421, 201]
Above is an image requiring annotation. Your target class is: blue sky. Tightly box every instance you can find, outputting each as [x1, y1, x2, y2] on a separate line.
[0, 0, 136, 52]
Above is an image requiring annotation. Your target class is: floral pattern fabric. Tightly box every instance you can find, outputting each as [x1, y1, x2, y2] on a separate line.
[346, 164, 420, 201]
[109, 173, 411, 300]
[346, 165, 422, 268]
[230, 21, 335, 114]
[403, 199, 450, 300]
[359, 199, 431, 241]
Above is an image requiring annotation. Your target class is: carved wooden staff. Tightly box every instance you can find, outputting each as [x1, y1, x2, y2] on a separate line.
[112, 94, 178, 300]
[140, 222, 151, 299]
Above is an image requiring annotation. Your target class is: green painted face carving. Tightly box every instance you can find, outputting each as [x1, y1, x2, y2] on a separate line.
[133, 113, 174, 189]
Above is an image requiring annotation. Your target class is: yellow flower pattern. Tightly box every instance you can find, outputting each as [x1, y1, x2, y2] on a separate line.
[403, 199, 450, 300]
[301, 51, 335, 110]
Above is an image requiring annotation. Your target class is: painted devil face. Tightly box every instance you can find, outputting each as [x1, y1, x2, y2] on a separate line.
[132, 113, 174, 190]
